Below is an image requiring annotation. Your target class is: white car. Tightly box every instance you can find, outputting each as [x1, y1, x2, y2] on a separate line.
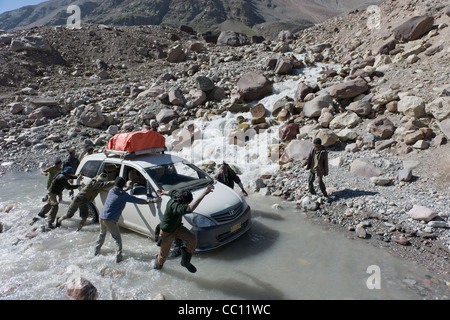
[75, 151, 252, 252]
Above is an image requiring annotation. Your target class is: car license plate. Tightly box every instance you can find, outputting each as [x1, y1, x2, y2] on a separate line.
[230, 223, 241, 233]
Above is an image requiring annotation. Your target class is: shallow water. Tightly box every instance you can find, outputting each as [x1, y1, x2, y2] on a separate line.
[1, 171, 449, 300]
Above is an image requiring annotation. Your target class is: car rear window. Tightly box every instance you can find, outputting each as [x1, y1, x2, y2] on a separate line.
[79, 160, 102, 178]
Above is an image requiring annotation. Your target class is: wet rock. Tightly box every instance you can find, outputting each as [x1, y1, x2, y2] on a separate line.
[274, 56, 294, 75]
[2, 204, 14, 213]
[294, 82, 313, 102]
[67, 278, 98, 300]
[237, 71, 273, 102]
[150, 293, 165, 300]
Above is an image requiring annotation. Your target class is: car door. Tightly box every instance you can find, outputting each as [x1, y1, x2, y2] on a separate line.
[119, 164, 161, 238]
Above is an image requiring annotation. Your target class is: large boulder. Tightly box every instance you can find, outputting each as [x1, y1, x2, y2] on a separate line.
[438, 118, 450, 138]
[156, 109, 179, 124]
[274, 56, 294, 75]
[281, 140, 312, 162]
[425, 97, 450, 121]
[350, 159, 383, 178]
[10, 36, 52, 52]
[217, 31, 250, 46]
[278, 123, 299, 141]
[167, 44, 186, 63]
[393, 16, 434, 42]
[314, 129, 339, 147]
[369, 116, 395, 139]
[196, 76, 215, 92]
[407, 205, 437, 222]
[237, 71, 273, 102]
[303, 93, 334, 118]
[329, 78, 369, 99]
[294, 82, 313, 102]
[79, 105, 105, 128]
[397, 96, 426, 118]
[346, 100, 371, 117]
[329, 111, 361, 129]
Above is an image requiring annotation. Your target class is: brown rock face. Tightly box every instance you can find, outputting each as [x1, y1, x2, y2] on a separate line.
[393, 16, 434, 42]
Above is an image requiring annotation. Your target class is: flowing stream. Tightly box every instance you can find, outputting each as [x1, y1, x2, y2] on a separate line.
[0, 171, 449, 300]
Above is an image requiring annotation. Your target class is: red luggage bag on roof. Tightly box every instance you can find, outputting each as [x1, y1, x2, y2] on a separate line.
[106, 130, 166, 155]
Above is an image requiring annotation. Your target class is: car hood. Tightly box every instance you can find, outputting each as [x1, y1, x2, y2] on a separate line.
[190, 182, 244, 216]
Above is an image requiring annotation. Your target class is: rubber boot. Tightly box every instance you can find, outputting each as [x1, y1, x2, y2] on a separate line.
[153, 254, 163, 270]
[180, 248, 197, 273]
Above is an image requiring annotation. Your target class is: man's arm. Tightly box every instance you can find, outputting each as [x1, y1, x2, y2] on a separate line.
[189, 184, 214, 212]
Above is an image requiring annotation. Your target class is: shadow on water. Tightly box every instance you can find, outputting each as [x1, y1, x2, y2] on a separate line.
[165, 268, 285, 300]
[200, 220, 280, 261]
[330, 188, 378, 203]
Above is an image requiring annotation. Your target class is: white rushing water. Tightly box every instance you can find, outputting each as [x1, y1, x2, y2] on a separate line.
[1, 58, 448, 300]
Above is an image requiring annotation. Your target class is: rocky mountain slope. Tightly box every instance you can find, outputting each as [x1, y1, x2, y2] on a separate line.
[0, 0, 384, 39]
[0, 0, 449, 280]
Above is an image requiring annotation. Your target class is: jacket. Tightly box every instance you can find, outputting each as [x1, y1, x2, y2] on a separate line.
[305, 147, 329, 177]
[99, 187, 147, 221]
[159, 190, 192, 233]
[49, 173, 80, 195]
[77, 179, 115, 203]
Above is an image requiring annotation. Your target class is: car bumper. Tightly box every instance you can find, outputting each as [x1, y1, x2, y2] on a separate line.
[190, 205, 252, 252]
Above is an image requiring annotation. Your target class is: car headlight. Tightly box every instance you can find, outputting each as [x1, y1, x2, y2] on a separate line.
[184, 213, 216, 228]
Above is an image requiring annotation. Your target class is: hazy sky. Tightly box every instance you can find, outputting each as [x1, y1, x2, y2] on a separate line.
[0, 0, 47, 15]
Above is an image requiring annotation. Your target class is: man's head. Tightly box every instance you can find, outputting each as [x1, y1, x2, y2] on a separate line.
[69, 148, 76, 157]
[54, 158, 62, 168]
[178, 190, 193, 204]
[313, 138, 322, 150]
[114, 176, 126, 189]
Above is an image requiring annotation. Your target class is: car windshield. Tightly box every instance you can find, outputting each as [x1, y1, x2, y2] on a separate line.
[145, 160, 213, 191]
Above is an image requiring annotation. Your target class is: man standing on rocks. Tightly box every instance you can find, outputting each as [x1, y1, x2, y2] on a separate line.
[303, 138, 329, 198]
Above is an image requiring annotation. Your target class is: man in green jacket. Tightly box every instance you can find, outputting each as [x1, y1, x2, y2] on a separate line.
[154, 184, 214, 273]
[56, 173, 115, 231]
[37, 167, 81, 229]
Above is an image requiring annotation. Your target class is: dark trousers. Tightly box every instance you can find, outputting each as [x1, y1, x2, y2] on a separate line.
[308, 171, 327, 197]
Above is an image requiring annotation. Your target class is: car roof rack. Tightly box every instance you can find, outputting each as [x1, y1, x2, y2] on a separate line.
[105, 147, 167, 159]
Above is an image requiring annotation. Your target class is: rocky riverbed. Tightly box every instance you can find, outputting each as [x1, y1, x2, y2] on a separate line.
[0, 0, 449, 282]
